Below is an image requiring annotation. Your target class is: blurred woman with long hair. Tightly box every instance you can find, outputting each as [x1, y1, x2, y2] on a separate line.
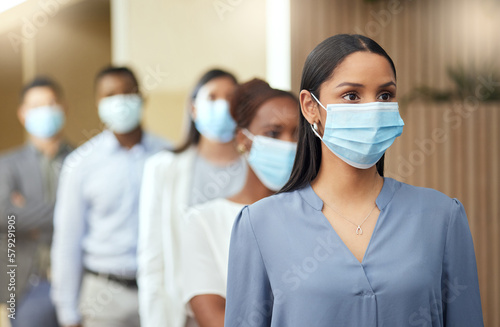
[137, 69, 247, 327]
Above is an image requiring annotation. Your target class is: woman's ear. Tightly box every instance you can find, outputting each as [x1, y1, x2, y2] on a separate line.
[300, 90, 320, 125]
[190, 101, 197, 120]
[235, 129, 251, 154]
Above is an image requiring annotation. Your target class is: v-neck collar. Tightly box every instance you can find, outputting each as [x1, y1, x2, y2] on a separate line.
[298, 177, 398, 212]
[298, 177, 400, 265]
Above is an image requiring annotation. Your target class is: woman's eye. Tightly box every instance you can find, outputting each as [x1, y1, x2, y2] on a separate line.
[342, 93, 359, 101]
[378, 92, 392, 101]
[265, 130, 280, 139]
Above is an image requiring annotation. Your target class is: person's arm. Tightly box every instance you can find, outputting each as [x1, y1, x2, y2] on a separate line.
[0, 157, 54, 233]
[190, 295, 225, 327]
[50, 161, 87, 326]
[137, 155, 169, 327]
[181, 209, 227, 327]
[225, 207, 273, 327]
[442, 199, 484, 326]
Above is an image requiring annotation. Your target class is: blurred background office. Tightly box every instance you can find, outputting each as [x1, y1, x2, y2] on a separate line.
[0, 0, 498, 326]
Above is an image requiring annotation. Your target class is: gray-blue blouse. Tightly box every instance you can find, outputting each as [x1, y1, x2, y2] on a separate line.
[225, 178, 483, 327]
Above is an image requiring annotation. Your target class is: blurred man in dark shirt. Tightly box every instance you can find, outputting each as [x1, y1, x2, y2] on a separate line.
[0, 77, 73, 327]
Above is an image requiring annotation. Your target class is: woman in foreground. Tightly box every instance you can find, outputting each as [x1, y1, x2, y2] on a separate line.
[224, 34, 483, 327]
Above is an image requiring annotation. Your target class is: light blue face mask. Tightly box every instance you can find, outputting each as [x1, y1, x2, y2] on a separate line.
[98, 94, 143, 134]
[310, 93, 404, 169]
[25, 105, 65, 138]
[194, 99, 236, 143]
[243, 129, 297, 191]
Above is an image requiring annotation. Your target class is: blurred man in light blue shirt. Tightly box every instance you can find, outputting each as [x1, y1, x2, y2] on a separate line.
[51, 67, 169, 327]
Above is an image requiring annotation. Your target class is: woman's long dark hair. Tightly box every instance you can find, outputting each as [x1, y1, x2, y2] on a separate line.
[173, 69, 238, 153]
[279, 34, 396, 193]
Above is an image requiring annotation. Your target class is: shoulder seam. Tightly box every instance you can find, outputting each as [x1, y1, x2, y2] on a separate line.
[380, 178, 402, 210]
[245, 206, 273, 282]
[442, 198, 461, 269]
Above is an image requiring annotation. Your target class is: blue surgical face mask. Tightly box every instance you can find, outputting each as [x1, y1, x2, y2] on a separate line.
[194, 99, 236, 143]
[310, 93, 404, 169]
[98, 94, 143, 134]
[243, 129, 297, 191]
[25, 105, 65, 138]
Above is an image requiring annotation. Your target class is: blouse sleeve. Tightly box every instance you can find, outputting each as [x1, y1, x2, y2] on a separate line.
[181, 208, 226, 304]
[225, 206, 274, 327]
[442, 199, 484, 326]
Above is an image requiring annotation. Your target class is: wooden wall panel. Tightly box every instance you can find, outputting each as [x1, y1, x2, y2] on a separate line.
[291, 0, 500, 325]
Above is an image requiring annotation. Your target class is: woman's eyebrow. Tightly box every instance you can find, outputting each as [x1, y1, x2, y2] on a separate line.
[379, 81, 396, 88]
[262, 123, 284, 129]
[335, 81, 396, 88]
[336, 82, 364, 88]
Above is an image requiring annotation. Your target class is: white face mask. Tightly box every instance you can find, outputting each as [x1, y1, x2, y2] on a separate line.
[98, 94, 143, 134]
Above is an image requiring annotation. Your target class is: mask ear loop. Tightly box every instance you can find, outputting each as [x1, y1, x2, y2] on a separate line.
[310, 123, 323, 140]
[241, 128, 255, 141]
[309, 92, 327, 110]
[309, 92, 326, 140]
[188, 98, 198, 122]
[189, 97, 213, 121]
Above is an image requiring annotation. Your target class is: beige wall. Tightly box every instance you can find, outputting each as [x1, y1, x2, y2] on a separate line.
[0, 0, 111, 151]
[0, 33, 24, 151]
[111, 0, 267, 145]
[35, 0, 112, 147]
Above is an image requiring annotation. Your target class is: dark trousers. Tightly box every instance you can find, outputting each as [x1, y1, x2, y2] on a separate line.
[11, 279, 59, 327]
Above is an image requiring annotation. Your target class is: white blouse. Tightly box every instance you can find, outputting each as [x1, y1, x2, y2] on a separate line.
[181, 198, 244, 308]
[137, 148, 246, 327]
